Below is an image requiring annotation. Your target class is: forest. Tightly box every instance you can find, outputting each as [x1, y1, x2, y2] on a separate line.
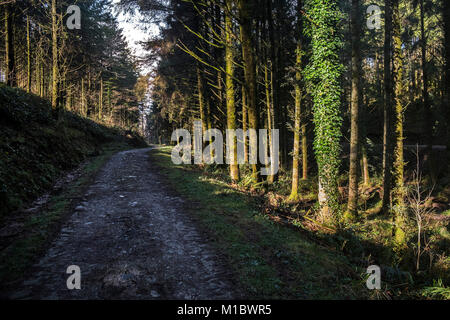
[0, 0, 449, 301]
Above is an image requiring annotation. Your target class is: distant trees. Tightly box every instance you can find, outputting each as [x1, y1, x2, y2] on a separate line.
[1, 0, 143, 129]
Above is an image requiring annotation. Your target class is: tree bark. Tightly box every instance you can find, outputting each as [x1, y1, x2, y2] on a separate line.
[242, 84, 249, 163]
[443, 0, 450, 156]
[346, 0, 361, 220]
[289, 0, 304, 201]
[51, 0, 59, 110]
[225, 0, 239, 182]
[382, 0, 393, 214]
[27, 15, 32, 93]
[238, 0, 260, 184]
[392, 0, 407, 247]
[267, 0, 283, 172]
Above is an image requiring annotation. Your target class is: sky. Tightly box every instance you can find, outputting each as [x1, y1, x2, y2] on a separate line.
[112, 0, 160, 75]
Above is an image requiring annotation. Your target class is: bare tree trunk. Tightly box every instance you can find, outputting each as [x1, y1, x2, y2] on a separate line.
[51, 0, 59, 110]
[238, 0, 260, 184]
[197, 64, 207, 133]
[443, 0, 450, 158]
[265, 64, 275, 184]
[346, 0, 361, 220]
[289, 0, 304, 201]
[267, 0, 282, 172]
[27, 15, 32, 93]
[242, 85, 249, 163]
[225, 0, 239, 182]
[99, 78, 103, 119]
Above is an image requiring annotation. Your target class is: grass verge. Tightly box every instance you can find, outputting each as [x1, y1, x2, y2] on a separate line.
[149, 146, 369, 299]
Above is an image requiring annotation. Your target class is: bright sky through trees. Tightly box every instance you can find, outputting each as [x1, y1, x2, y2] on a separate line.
[112, 0, 159, 75]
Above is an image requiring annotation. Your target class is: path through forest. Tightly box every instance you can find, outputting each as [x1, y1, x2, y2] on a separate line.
[8, 148, 236, 300]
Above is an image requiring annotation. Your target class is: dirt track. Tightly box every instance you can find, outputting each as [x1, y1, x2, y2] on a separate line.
[8, 148, 236, 300]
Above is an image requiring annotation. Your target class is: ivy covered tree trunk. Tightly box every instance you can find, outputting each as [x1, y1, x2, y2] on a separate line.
[289, 0, 304, 201]
[225, 0, 239, 182]
[346, 0, 361, 220]
[382, 0, 393, 214]
[306, 0, 344, 222]
[5, 4, 16, 87]
[238, 0, 260, 184]
[392, 0, 407, 248]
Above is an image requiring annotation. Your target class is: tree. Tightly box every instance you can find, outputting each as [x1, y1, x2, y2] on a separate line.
[238, 0, 260, 184]
[289, 0, 305, 201]
[346, 0, 362, 220]
[305, 0, 344, 222]
[225, 0, 239, 182]
[51, 0, 58, 110]
[382, 0, 393, 214]
[444, 0, 450, 155]
[392, 0, 407, 248]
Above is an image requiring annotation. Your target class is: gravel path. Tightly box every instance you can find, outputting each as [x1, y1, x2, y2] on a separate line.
[8, 148, 236, 300]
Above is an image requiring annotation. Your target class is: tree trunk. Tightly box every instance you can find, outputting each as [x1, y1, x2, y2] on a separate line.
[27, 15, 32, 93]
[289, 0, 304, 201]
[309, 0, 344, 222]
[443, 0, 450, 157]
[265, 64, 275, 184]
[238, 0, 260, 184]
[267, 0, 283, 172]
[242, 84, 249, 163]
[81, 78, 86, 117]
[382, 0, 393, 214]
[99, 78, 104, 119]
[361, 144, 370, 186]
[225, 0, 239, 182]
[196, 64, 207, 133]
[51, 0, 59, 110]
[392, 0, 407, 247]
[346, 0, 361, 220]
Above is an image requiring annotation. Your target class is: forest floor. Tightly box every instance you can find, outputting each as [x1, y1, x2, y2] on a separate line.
[3, 147, 237, 299]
